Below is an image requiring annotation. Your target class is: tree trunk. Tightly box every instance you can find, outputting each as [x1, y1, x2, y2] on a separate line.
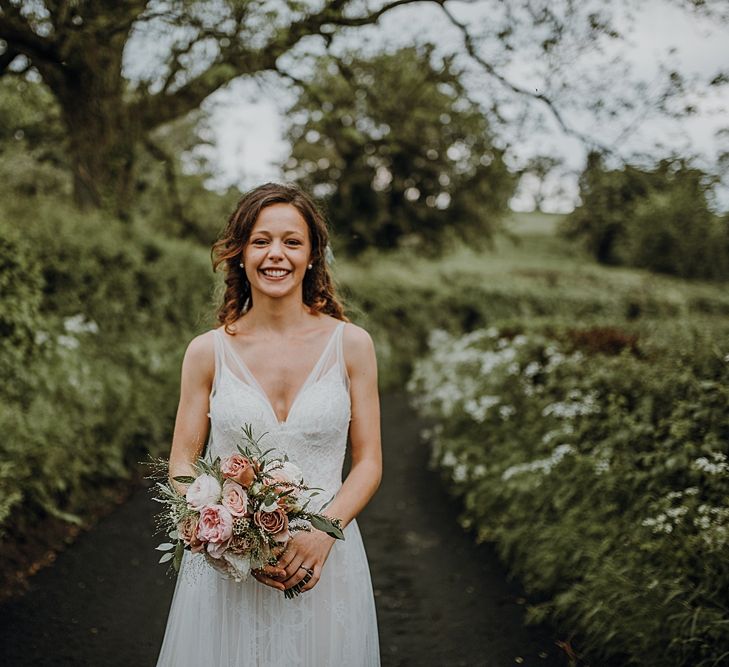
[39, 23, 139, 216]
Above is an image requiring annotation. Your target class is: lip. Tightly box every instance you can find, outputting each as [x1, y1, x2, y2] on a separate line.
[258, 267, 292, 281]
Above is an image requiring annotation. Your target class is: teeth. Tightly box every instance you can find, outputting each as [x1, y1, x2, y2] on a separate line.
[262, 269, 289, 277]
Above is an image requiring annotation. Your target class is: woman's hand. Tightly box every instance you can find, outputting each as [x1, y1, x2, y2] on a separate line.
[276, 530, 337, 593]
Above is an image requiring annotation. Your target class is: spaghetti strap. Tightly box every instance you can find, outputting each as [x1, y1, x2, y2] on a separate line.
[210, 329, 224, 399]
[335, 321, 350, 392]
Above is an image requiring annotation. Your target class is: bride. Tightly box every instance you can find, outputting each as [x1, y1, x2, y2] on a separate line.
[155, 183, 382, 666]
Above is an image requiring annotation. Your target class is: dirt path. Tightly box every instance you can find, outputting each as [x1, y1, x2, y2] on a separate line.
[0, 394, 570, 666]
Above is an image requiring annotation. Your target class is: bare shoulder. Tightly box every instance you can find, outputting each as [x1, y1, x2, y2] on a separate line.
[182, 329, 216, 383]
[342, 322, 376, 370]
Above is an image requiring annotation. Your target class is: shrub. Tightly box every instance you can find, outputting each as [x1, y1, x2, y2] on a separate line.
[408, 323, 729, 666]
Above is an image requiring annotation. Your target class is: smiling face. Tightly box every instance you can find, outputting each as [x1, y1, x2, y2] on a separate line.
[242, 203, 312, 303]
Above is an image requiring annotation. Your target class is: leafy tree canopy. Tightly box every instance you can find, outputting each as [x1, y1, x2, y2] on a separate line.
[284, 45, 516, 255]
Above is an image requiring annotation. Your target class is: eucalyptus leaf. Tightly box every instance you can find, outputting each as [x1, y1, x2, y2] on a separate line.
[173, 541, 184, 572]
[310, 514, 345, 540]
[156, 542, 176, 551]
[159, 552, 175, 564]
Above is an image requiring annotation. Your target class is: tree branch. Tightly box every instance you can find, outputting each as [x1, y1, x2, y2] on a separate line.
[137, 0, 443, 131]
[439, 3, 613, 155]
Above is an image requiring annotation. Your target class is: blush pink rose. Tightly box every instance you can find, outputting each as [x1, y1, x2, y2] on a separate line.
[220, 454, 256, 488]
[253, 508, 290, 543]
[197, 504, 233, 549]
[178, 515, 204, 553]
[222, 479, 249, 517]
[185, 473, 222, 511]
[206, 539, 230, 559]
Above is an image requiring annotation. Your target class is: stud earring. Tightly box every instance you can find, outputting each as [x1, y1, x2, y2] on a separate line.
[239, 262, 244, 268]
[307, 263, 313, 270]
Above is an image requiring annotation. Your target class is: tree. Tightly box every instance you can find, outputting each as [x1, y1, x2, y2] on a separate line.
[1, 1, 725, 216]
[283, 46, 515, 254]
[561, 152, 729, 279]
[0, 0, 438, 213]
[519, 156, 565, 213]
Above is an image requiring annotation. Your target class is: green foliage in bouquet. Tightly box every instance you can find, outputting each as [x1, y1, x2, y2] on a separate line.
[149, 424, 344, 599]
[408, 322, 729, 666]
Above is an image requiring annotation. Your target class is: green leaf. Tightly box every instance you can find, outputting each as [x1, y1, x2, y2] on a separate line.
[159, 552, 175, 564]
[173, 541, 184, 572]
[172, 475, 195, 484]
[156, 542, 176, 551]
[309, 514, 345, 540]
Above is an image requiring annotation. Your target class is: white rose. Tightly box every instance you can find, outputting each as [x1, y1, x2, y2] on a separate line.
[276, 461, 304, 484]
[186, 473, 222, 510]
[223, 551, 252, 582]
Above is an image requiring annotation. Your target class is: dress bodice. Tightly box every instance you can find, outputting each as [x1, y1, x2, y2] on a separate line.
[206, 322, 351, 508]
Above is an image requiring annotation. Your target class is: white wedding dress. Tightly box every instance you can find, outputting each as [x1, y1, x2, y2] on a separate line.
[156, 321, 380, 666]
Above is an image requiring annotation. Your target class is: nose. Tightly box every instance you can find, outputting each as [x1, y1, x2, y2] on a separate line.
[266, 239, 285, 260]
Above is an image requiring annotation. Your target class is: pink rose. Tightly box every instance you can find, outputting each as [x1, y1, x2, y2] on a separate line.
[221, 454, 256, 488]
[185, 473, 222, 511]
[178, 514, 204, 553]
[206, 539, 230, 559]
[222, 479, 249, 517]
[253, 508, 290, 543]
[197, 504, 233, 549]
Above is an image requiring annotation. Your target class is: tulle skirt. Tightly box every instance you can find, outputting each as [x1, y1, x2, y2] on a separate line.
[155, 520, 380, 667]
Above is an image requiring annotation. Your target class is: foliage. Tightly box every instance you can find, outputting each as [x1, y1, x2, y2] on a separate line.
[0, 77, 71, 198]
[561, 152, 729, 279]
[0, 197, 215, 536]
[3, 1, 724, 213]
[0, 0, 462, 210]
[407, 323, 729, 666]
[334, 225, 729, 389]
[284, 46, 516, 255]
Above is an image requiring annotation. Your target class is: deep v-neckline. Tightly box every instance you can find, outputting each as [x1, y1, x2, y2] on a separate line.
[217, 322, 343, 425]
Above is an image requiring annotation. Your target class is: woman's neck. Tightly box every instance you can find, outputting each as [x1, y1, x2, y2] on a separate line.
[243, 291, 315, 335]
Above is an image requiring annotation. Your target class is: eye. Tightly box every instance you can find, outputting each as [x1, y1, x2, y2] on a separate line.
[286, 239, 302, 246]
[251, 238, 268, 246]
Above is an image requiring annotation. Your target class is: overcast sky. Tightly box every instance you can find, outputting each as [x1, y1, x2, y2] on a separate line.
[172, 0, 729, 212]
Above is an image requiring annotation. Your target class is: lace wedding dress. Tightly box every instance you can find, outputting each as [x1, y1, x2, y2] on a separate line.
[156, 322, 380, 666]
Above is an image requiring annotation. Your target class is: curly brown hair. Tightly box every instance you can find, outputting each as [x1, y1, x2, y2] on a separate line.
[212, 183, 347, 332]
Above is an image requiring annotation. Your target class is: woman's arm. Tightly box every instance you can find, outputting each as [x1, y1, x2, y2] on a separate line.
[324, 323, 382, 527]
[168, 331, 215, 494]
[270, 323, 382, 593]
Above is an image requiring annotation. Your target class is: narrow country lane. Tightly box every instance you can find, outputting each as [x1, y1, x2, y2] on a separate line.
[0, 394, 569, 667]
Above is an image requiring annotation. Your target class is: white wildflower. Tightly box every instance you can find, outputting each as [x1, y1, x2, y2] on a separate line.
[523, 361, 541, 378]
[464, 395, 500, 423]
[501, 444, 574, 481]
[499, 405, 516, 420]
[692, 452, 729, 476]
[441, 451, 457, 468]
[57, 334, 80, 350]
[542, 391, 599, 419]
[453, 464, 468, 483]
[63, 314, 99, 334]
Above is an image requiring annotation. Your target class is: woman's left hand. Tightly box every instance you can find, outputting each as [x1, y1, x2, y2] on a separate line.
[276, 529, 337, 593]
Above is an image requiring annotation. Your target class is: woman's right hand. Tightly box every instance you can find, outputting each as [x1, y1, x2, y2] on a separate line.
[251, 544, 288, 591]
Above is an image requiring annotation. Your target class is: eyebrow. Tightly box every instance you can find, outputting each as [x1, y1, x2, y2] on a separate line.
[251, 230, 305, 236]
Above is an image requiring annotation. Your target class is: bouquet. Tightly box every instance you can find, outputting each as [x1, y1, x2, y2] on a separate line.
[149, 425, 344, 598]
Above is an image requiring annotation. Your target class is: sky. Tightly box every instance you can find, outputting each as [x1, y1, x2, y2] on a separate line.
[163, 0, 729, 212]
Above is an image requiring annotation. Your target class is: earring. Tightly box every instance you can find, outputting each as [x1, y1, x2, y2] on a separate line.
[239, 262, 244, 268]
[307, 263, 313, 269]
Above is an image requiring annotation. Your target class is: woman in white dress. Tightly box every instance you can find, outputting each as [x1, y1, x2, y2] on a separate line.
[156, 183, 382, 666]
